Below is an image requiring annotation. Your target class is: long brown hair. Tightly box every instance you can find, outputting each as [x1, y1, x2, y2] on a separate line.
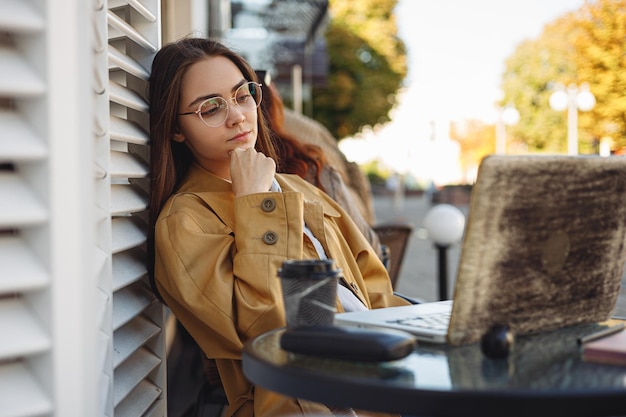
[147, 38, 277, 295]
[259, 78, 327, 192]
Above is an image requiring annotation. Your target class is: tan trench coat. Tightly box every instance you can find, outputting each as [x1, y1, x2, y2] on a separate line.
[154, 163, 409, 417]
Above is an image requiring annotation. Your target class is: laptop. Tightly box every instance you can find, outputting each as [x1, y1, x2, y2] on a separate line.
[336, 155, 626, 345]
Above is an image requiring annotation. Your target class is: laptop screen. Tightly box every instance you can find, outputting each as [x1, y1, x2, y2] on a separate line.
[448, 155, 626, 345]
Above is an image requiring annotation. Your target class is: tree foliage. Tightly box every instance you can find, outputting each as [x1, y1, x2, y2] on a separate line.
[312, 0, 407, 139]
[500, 16, 578, 153]
[501, 0, 626, 153]
[572, 0, 626, 151]
[450, 121, 495, 178]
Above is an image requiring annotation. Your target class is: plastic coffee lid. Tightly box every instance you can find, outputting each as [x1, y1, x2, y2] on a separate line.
[278, 259, 342, 279]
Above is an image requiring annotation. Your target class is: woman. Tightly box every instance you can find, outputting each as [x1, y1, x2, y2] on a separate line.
[148, 37, 409, 417]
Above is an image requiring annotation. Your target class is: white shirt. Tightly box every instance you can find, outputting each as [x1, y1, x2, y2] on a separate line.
[272, 178, 368, 312]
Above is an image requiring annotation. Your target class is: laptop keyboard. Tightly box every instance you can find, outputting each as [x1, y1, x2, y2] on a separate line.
[387, 310, 451, 331]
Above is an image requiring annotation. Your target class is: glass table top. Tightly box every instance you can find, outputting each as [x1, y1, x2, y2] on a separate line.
[248, 323, 626, 393]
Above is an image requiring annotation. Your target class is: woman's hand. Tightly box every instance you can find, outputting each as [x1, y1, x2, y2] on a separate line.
[230, 147, 276, 197]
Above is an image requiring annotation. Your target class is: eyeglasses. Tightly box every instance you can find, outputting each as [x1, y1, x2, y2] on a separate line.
[178, 81, 263, 127]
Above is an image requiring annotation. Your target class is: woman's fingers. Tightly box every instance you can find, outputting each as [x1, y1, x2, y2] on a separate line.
[230, 147, 276, 197]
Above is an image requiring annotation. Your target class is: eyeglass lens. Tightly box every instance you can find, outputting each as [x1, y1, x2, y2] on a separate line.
[198, 82, 262, 127]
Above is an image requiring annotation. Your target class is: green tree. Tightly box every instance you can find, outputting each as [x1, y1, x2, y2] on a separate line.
[500, 14, 579, 152]
[501, 0, 626, 153]
[572, 0, 626, 151]
[312, 0, 407, 139]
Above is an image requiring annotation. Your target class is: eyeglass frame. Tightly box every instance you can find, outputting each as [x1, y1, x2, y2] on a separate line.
[177, 81, 263, 127]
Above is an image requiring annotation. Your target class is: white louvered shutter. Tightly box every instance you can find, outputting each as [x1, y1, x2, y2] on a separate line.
[1, 0, 99, 416]
[0, 1, 165, 417]
[106, 1, 165, 417]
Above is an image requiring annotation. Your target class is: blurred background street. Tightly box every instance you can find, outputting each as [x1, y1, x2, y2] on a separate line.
[372, 194, 466, 302]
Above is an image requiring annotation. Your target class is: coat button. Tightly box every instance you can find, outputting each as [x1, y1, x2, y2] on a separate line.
[262, 231, 278, 245]
[261, 197, 276, 212]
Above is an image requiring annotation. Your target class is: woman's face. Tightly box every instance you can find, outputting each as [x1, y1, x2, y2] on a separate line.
[175, 55, 258, 179]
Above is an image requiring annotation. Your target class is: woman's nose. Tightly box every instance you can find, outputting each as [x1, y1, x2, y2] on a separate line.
[226, 102, 246, 126]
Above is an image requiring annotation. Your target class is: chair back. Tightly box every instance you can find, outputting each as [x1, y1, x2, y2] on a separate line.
[373, 222, 415, 289]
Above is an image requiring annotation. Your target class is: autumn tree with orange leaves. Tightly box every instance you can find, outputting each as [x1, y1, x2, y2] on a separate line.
[500, 0, 626, 153]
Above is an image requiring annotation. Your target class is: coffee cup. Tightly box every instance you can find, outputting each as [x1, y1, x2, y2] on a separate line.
[278, 259, 341, 328]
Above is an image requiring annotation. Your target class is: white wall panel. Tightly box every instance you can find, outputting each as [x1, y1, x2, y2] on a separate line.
[0, 0, 164, 416]
[107, 1, 164, 417]
[0, 1, 54, 416]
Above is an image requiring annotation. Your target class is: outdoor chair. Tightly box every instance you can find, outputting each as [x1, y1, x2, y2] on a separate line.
[166, 318, 227, 417]
[373, 221, 415, 289]
[190, 355, 227, 417]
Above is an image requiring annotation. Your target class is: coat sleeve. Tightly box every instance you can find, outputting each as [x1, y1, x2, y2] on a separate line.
[154, 199, 244, 358]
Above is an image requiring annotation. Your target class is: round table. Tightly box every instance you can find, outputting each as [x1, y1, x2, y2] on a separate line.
[243, 325, 626, 417]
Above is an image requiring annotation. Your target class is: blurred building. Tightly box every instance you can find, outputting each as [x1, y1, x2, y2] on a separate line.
[222, 0, 329, 115]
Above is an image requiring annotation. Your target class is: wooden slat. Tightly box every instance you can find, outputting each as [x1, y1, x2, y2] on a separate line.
[112, 281, 155, 331]
[111, 217, 146, 254]
[110, 150, 149, 179]
[107, 11, 157, 53]
[113, 315, 160, 367]
[112, 247, 147, 292]
[109, 79, 149, 112]
[109, 115, 149, 145]
[128, 0, 157, 23]
[108, 45, 150, 80]
[0, 361, 53, 416]
[114, 379, 162, 417]
[0, 298, 51, 360]
[111, 184, 148, 216]
[113, 347, 161, 406]
[0, 236, 48, 293]
[0, 47, 46, 96]
[0, 111, 47, 162]
[0, 0, 45, 33]
[0, 172, 48, 228]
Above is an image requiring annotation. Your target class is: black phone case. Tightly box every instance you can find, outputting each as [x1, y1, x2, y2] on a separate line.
[279, 325, 417, 362]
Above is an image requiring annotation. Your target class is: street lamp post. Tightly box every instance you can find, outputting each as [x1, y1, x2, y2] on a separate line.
[423, 204, 466, 300]
[549, 83, 596, 155]
[495, 105, 520, 154]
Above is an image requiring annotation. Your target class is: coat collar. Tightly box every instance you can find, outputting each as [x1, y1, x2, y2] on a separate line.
[175, 162, 342, 229]
[178, 163, 233, 193]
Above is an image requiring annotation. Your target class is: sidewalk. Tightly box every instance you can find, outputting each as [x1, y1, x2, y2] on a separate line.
[373, 194, 467, 302]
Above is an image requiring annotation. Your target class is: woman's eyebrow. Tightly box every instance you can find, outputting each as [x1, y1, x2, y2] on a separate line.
[186, 79, 248, 108]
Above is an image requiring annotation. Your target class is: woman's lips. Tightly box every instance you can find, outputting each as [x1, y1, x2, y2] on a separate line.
[229, 131, 250, 143]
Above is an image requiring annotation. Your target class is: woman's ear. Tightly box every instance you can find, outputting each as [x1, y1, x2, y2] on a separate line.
[172, 132, 185, 143]
[172, 126, 185, 143]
